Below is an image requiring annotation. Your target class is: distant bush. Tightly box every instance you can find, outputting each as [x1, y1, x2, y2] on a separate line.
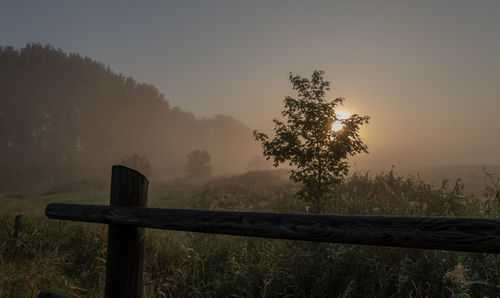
[185, 150, 212, 181]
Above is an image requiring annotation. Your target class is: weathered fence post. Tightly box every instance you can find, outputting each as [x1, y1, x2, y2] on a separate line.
[13, 214, 21, 239]
[105, 165, 148, 298]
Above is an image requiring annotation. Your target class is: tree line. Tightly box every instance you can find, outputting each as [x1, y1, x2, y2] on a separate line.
[0, 44, 259, 192]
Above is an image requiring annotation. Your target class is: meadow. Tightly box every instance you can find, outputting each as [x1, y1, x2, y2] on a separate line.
[1, 168, 500, 297]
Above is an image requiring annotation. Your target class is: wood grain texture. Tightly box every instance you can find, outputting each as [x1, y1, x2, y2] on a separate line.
[104, 165, 148, 298]
[46, 202, 500, 253]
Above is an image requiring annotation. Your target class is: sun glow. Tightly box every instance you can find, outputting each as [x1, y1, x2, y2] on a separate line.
[332, 110, 350, 132]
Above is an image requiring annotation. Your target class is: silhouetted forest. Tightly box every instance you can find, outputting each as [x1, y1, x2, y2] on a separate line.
[0, 44, 260, 192]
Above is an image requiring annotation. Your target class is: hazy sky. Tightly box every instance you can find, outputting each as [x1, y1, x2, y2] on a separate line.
[2, 1, 500, 168]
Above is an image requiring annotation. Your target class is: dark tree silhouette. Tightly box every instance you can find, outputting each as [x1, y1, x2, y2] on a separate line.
[0, 44, 259, 192]
[254, 70, 369, 212]
[185, 150, 212, 180]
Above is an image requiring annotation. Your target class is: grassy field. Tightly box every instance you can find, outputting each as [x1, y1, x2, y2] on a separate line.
[394, 165, 500, 195]
[1, 168, 500, 297]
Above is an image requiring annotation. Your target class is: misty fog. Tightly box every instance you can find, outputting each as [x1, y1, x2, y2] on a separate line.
[0, 45, 268, 192]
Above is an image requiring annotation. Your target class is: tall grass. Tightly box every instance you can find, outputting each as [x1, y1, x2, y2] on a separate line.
[1, 170, 500, 297]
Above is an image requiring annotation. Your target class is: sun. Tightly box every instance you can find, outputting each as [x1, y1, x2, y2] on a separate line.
[331, 110, 350, 132]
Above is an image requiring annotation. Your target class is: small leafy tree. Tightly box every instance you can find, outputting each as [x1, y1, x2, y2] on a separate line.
[254, 70, 369, 212]
[185, 150, 212, 180]
[121, 153, 153, 178]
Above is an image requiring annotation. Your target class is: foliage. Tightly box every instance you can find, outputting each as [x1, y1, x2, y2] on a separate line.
[120, 153, 153, 178]
[185, 150, 212, 180]
[254, 70, 369, 211]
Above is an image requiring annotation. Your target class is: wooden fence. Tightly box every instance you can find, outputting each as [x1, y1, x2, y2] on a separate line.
[40, 165, 500, 298]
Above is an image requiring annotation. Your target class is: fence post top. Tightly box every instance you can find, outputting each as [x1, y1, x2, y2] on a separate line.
[112, 165, 149, 183]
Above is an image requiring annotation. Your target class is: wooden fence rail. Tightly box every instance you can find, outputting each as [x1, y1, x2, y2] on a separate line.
[46, 203, 500, 254]
[40, 165, 500, 298]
